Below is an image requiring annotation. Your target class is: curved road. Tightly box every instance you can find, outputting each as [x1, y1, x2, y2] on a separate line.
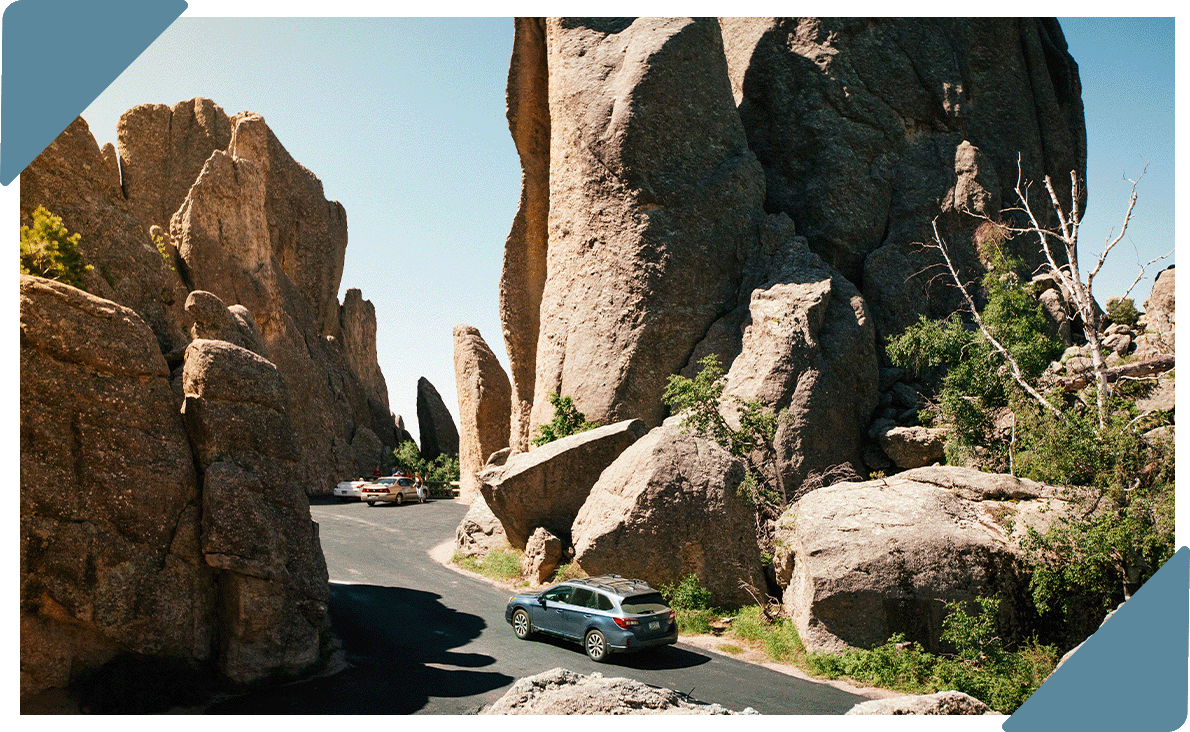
[207, 496, 867, 714]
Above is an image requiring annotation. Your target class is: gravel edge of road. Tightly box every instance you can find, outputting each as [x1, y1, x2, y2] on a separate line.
[427, 539, 900, 702]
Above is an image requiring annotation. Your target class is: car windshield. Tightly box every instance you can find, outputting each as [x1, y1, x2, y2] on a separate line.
[619, 592, 669, 614]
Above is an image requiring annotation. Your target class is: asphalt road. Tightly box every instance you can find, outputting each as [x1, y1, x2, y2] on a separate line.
[206, 496, 867, 714]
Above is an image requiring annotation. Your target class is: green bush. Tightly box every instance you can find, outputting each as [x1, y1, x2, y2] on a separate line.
[20, 206, 92, 288]
[453, 545, 523, 582]
[531, 393, 600, 446]
[730, 605, 805, 663]
[1105, 297, 1140, 327]
[392, 440, 460, 484]
[661, 574, 716, 635]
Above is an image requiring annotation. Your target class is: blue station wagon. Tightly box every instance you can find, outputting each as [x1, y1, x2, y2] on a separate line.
[505, 575, 678, 662]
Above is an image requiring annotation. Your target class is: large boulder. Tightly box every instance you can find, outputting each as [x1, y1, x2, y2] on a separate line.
[417, 376, 460, 461]
[868, 420, 947, 469]
[572, 425, 765, 607]
[481, 668, 753, 715]
[846, 691, 994, 715]
[1135, 265, 1175, 359]
[181, 334, 330, 684]
[454, 490, 510, 559]
[479, 419, 648, 549]
[453, 325, 512, 503]
[504, 18, 767, 437]
[773, 466, 1069, 654]
[20, 276, 206, 698]
[720, 224, 878, 500]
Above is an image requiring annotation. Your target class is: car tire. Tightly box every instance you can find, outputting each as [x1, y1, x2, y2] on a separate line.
[584, 629, 608, 662]
[366, 500, 376, 507]
[512, 609, 533, 640]
[394, 493, 404, 506]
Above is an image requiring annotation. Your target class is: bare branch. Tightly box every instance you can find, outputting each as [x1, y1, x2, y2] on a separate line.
[1119, 246, 1173, 303]
[929, 219, 1063, 418]
[1087, 165, 1146, 290]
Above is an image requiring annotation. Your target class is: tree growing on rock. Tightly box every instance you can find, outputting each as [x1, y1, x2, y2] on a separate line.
[20, 206, 92, 288]
[530, 392, 600, 447]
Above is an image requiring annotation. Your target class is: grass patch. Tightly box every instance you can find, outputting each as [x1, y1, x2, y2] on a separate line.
[718, 643, 744, 655]
[451, 544, 523, 582]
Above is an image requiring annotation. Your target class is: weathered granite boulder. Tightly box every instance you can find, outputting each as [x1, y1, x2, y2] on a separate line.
[481, 668, 753, 715]
[846, 691, 994, 715]
[453, 325, 512, 503]
[720, 17, 1085, 340]
[181, 336, 330, 684]
[1135, 265, 1175, 359]
[186, 290, 267, 357]
[868, 419, 947, 469]
[454, 490, 510, 559]
[417, 376, 460, 461]
[506, 17, 767, 437]
[773, 466, 1069, 654]
[20, 116, 190, 354]
[480, 419, 649, 549]
[720, 226, 878, 500]
[572, 425, 765, 607]
[522, 527, 564, 585]
[20, 276, 205, 698]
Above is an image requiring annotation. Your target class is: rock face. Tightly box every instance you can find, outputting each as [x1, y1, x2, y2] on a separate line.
[720, 227, 878, 499]
[20, 100, 395, 701]
[20, 276, 329, 697]
[1136, 265, 1175, 357]
[868, 420, 947, 469]
[479, 419, 648, 549]
[721, 17, 1085, 340]
[773, 466, 1068, 654]
[417, 376, 461, 461]
[453, 325, 513, 503]
[498, 18, 1086, 449]
[181, 334, 330, 684]
[20, 276, 204, 698]
[846, 691, 993, 715]
[572, 426, 766, 607]
[504, 17, 768, 443]
[454, 491, 510, 559]
[521, 527, 564, 585]
[481, 668, 752, 715]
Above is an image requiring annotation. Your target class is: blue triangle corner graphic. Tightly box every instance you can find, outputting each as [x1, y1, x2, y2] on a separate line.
[1004, 546, 1189, 732]
[1, 0, 188, 186]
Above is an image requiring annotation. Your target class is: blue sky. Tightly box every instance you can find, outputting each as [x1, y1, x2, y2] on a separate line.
[28, 9, 1181, 445]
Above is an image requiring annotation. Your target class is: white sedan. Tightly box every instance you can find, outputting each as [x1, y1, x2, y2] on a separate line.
[334, 479, 369, 502]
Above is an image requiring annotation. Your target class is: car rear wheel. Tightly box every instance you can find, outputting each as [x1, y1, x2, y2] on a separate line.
[584, 629, 608, 662]
[512, 609, 532, 640]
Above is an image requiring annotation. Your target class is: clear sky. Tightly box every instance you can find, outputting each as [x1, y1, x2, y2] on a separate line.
[62, 8, 1178, 447]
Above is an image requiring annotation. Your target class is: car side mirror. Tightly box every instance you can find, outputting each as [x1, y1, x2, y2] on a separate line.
[538, 596, 548, 606]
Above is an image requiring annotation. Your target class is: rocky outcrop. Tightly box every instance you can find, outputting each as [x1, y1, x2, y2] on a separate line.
[454, 491, 510, 558]
[1136, 265, 1175, 358]
[720, 225, 878, 499]
[453, 325, 512, 502]
[417, 376, 460, 461]
[846, 691, 993, 715]
[20, 117, 190, 354]
[521, 527, 564, 585]
[479, 419, 648, 549]
[481, 668, 754, 715]
[20, 276, 204, 698]
[506, 18, 767, 437]
[868, 420, 947, 469]
[20, 276, 330, 698]
[339, 288, 389, 410]
[773, 466, 1070, 654]
[572, 426, 765, 607]
[720, 18, 1085, 340]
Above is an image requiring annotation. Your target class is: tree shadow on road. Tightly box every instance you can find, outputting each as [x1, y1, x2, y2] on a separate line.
[206, 583, 513, 714]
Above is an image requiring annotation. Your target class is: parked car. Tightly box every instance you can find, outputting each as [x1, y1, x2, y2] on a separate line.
[334, 479, 369, 502]
[505, 575, 678, 662]
[361, 476, 427, 506]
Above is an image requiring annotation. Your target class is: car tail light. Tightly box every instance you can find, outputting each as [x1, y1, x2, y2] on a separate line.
[668, 610, 676, 622]
[613, 617, 639, 629]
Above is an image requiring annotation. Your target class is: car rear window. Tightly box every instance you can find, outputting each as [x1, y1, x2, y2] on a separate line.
[620, 592, 669, 614]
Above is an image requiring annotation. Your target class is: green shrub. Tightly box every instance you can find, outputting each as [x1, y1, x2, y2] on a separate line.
[531, 393, 600, 446]
[20, 206, 92, 288]
[452, 545, 523, 582]
[1105, 297, 1140, 327]
[661, 574, 716, 635]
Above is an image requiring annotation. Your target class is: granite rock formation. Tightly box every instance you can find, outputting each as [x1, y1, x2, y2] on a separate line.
[572, 425, 766, 607]
[846, 691, 994, 715]
[20, 99, 396, 701]
[454, 491, 510, 559]
[479, 419, 648, 549]
[416, 376, 460, 461]
[453, 325, 513, 503]
[772, 466, 1071, 654]
[481, 668, 754, 715]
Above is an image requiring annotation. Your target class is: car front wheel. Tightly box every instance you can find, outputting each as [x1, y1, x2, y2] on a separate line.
[512, 609, 532, 640]
[584, 629, 608, 662]
[394, 493, 404, 506]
